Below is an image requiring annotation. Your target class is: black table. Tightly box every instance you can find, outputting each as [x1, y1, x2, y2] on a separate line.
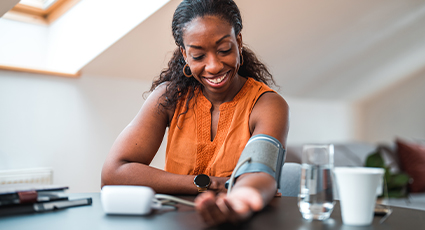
[0, 193, 424, 230]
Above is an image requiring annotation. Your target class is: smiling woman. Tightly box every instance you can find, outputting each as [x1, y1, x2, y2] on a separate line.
[101, 0, 289, 226]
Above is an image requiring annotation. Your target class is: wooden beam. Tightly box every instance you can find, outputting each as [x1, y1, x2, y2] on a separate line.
[2, 10, 47, 25]
[47, 0, 80, 23]
[5, 0, 80, 24]
[9, 3, 45, 17]
[0, 65, 80, 78]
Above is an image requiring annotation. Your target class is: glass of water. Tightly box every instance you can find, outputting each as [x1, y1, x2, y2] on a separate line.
[298, 144, 335, 220]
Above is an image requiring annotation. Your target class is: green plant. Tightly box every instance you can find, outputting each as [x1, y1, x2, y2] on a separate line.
[365, 149, 410, 198]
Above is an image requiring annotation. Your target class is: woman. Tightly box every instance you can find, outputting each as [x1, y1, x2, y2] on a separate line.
[101, 0, 289, 226]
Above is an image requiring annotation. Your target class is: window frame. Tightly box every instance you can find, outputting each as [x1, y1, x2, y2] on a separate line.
[3, 0, 80, 25]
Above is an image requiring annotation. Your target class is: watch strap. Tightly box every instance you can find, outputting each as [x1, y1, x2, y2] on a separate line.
[197, 187, 208, 192]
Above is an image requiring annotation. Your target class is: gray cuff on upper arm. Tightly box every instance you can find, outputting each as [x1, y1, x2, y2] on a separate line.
[225, 134, 286, 189]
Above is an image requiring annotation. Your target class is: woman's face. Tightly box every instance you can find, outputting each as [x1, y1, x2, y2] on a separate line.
[180, 15, 243, 96]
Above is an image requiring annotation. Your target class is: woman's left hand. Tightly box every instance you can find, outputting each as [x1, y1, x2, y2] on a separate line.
[194, 187, 264, 226]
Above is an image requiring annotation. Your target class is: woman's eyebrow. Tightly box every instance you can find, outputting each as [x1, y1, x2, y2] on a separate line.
[187, 34, 231, 49]
[187, 44, 203, 49]
[216, 34, 231, 44]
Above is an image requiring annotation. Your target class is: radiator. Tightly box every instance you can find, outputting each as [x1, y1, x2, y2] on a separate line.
[0, 167, 53, 185]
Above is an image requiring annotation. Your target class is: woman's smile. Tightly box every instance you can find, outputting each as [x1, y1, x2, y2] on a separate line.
[204, 71, 230, 86]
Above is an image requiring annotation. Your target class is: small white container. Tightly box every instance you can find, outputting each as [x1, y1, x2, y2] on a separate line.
[101, 185, 155, 215]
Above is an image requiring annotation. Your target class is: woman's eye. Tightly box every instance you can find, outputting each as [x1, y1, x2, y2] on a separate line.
[192, 55, 204, 60]
[219, 48, 232, 54]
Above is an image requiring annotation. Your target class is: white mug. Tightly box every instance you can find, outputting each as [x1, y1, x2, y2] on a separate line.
[334, 167, 384, 226]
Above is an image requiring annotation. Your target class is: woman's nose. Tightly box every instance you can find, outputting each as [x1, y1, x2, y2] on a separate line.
[205, 54, 223, 74]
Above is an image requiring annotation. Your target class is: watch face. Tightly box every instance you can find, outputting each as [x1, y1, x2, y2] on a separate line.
[194, 174, 210, 187]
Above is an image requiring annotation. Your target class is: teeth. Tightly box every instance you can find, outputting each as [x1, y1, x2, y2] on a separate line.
[207, 73, 226, 84]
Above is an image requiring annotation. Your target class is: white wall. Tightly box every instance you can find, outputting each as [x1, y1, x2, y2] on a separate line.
[284, 96, 359, 145]
[359, 68, 425, 143]
[0, 70, 166, 192]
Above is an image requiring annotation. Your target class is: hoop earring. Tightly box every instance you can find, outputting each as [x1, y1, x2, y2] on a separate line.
[183, 63, 192, 78]
[240, 53, 244, 66]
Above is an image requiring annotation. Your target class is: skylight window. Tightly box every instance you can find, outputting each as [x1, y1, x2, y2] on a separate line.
[4, 0, 80, 24]
[19, 0, 59, 10]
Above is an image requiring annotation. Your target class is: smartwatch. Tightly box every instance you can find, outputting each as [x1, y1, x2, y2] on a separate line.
[193, 174, 211, 192]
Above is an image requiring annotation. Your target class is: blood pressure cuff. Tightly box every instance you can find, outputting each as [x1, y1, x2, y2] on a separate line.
[226, 134, 286, 189]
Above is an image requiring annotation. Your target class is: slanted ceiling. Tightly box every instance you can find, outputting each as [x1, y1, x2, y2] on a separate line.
[0, 0, 19, 17]
[82, 0, 425, 102]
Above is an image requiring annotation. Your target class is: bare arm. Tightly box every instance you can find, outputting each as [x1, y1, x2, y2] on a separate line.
[101, 84, 228, 194]
[195, 92, 289, 225]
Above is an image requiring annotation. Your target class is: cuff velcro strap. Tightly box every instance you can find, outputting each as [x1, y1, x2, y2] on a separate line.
[233, 162, 275, 179]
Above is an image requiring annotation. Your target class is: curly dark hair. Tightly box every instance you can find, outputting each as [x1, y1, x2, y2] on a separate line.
[149, 0, 276, 115]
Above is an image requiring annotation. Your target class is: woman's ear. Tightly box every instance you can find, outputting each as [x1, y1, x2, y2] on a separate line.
[237, 33, 243, 52]
[180, 46, 187, 62]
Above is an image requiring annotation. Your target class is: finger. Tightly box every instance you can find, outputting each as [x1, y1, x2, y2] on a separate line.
[198, 199, 218, 225]
[195, 192, 216, 225]
[194, 191, 214, 204]
[195, 193, 227, 226]
[215, 193, 234, 216]
[223, 197, 253, 224]
[222, 198, 241, 224]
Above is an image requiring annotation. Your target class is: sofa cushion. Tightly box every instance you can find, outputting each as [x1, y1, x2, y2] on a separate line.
[396, 138, 425, 193]
[286, 142, 376, 167]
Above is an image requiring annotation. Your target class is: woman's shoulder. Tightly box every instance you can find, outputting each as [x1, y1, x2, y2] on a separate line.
[146, 81, 175, 123]
[146, 81, 168, 106]
[251, 79, 289, 121]
[246, 77, 275, 93]
[248, 84, 288, 120]
[243, 77, 281, 103]
[256, 91, 287, 108]
[152, 81, 169, 92]
[249, 89, 289, 145]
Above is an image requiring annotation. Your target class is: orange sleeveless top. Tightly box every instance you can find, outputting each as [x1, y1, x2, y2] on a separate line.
[165, 78, 275, 177]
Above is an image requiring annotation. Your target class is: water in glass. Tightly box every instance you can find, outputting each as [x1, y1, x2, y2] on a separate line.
[298, 144, 335, 220]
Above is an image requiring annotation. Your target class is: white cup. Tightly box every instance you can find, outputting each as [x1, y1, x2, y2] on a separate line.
[334, 167, 384, 226]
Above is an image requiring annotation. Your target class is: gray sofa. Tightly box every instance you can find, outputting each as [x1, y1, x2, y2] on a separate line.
[280, 142, 425, 211]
